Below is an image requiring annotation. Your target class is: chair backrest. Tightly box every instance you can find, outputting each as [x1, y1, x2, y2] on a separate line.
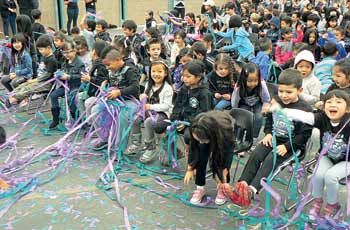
[266, 82, 278, 97]
[229, 108, 254, 155]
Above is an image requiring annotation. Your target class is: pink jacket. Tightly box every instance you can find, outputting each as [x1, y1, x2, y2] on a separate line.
[275, 29, 303, 65]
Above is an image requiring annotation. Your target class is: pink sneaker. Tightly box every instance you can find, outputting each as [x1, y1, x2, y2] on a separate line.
[190, 188, 206, 205]
[323, 203, 341, 218]
[215, 186, 227, 205]
[308, 198, 323, 220]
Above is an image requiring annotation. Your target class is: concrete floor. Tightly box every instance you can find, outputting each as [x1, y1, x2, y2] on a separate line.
[0, 100, 349, 230]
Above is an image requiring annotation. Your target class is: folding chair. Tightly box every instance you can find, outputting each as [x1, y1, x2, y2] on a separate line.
[266, 139, 315, 211]
[229, 108, 254, 182]
[25, 82, 56, 114]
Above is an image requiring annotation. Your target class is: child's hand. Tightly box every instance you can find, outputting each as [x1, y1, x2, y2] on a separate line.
[214, 93, 222, 99]
[276, 144, 287, 156]
[139, 93, 148, 101]
[27, 79, 38, 84]
[222, 94, 231, 100]
[81, 73, 91, 82]
[314, 101, 324, 110]
[60, 74, 69, 80]
[261, 133, 272, 147]
[296, 23, 303, 32]
[107, 89, 121, 99]
[9, 73, 16, 80]
[144, 104, 151, 111]
[177, 123, 185, 132]
[184, 170, 195, 185]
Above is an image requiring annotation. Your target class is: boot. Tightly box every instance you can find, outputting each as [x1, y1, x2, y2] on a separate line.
[49, 108, 60, 129]
[139, 140, 156, 163]
[124, 133, 142, 155]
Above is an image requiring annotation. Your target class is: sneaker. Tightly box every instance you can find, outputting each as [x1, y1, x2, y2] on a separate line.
[190, 188, 206, 205]
[308, 198, 323, 220]
[215, 186, 227, 205]
[92, 141, 108, 151]
[31, 94, 42, 100]
[139, 149, 157, 163]
[323, 203, 341, 218]
[19, 98, 29, 108]
[124, 144, 140, 155]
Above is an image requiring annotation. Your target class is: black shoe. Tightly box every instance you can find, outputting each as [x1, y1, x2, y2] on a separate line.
[49, 108, 60, 129]
[92, 141, 108, 151]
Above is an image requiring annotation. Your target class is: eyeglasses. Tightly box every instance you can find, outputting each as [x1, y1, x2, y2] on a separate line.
[63, 49, 75, 55]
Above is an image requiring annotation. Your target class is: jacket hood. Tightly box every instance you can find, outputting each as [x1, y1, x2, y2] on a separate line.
[236, 27, 250, 37]
[294, 50, 315, 68]
[269, 16, 280, 29]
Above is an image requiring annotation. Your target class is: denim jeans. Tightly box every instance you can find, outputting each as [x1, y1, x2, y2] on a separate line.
[50, 87, 79, 118]
[2, 13, 16, 36]
[239, 103, 263, 138]
[67, 7, 79, 34]
[214, 98, 231, 110]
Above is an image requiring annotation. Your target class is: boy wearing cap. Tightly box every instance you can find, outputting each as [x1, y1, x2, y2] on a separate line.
[215, 15, 254, 61]
[275, 24, 303, 65]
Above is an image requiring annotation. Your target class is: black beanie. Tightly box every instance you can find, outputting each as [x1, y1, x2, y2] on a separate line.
[185, 60, 205, 77]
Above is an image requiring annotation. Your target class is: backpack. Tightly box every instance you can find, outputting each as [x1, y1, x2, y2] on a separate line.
[267, 61, 283, 83]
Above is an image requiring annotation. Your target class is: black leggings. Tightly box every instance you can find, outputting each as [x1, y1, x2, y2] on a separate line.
[194, 143, 233, 186]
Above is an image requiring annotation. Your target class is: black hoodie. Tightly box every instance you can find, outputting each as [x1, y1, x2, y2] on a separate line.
[87, 58, 108, 97]
[170, 84, 212, 123]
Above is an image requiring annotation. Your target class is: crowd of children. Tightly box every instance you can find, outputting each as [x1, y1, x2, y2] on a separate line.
[0, 0, 350, 223]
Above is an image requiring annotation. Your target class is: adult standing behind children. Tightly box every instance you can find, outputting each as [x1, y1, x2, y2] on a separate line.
[17, 0, 38, 19]
[64, 0, 79, 35]
[84, 0, 96, 18]
[0, 0, 17, 36]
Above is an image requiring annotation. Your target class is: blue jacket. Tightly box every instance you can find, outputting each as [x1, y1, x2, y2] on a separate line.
[318, 31, 347, 60]
[10, 50, 33, 79]
[217, 27, 254, 59]
[251, 51, 271, 80]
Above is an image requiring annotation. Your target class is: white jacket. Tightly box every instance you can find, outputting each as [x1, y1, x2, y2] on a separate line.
[146, 81, 174, 118]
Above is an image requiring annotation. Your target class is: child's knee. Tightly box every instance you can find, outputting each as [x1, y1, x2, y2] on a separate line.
[324, 171, 339, 185]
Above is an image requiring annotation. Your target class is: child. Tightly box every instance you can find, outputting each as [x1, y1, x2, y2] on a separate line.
[171, 47, 194, 94]
[95, 19, 112, 42]
[306, 13, 320, 31]
[6, 35, 58, 107]
[79, 16, 96, 51]
[31, 9, 46, 42]
[53, 31, 66, 69]
[1, 33, 32, 92]
[275, 26, 303, 65]
[122, 20, 144, 64]
[184, 110, 235, 205]
[140, 38, 163, 90]
[251, 38, 273, 81]
[294, 50, 321, 106]
[202, 34, 217, 59]
[124, 60, 173, 162]
[144, 10, 157, 30]
[266, 16, 280, 45]
[170, 60, 212, 146]
[231, 63, 270, 138]
[207, 53, 234, 110]
[170, 29, 187, 66]
[225, 69, 313, 207]
[215, 15, 254, 61]
[78, 40, 109, 119]
[91, 49, 140, 150]
[49, 39, 85, 129]
[71, 26, 80, 38]
[74, 36, 92, 71]
[314, 42, 337, 95]
[277, 89, 350, 218]
[191, 41, 213, 74]
[325, 58, 350, 95]
[302, 28, 321, 61]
